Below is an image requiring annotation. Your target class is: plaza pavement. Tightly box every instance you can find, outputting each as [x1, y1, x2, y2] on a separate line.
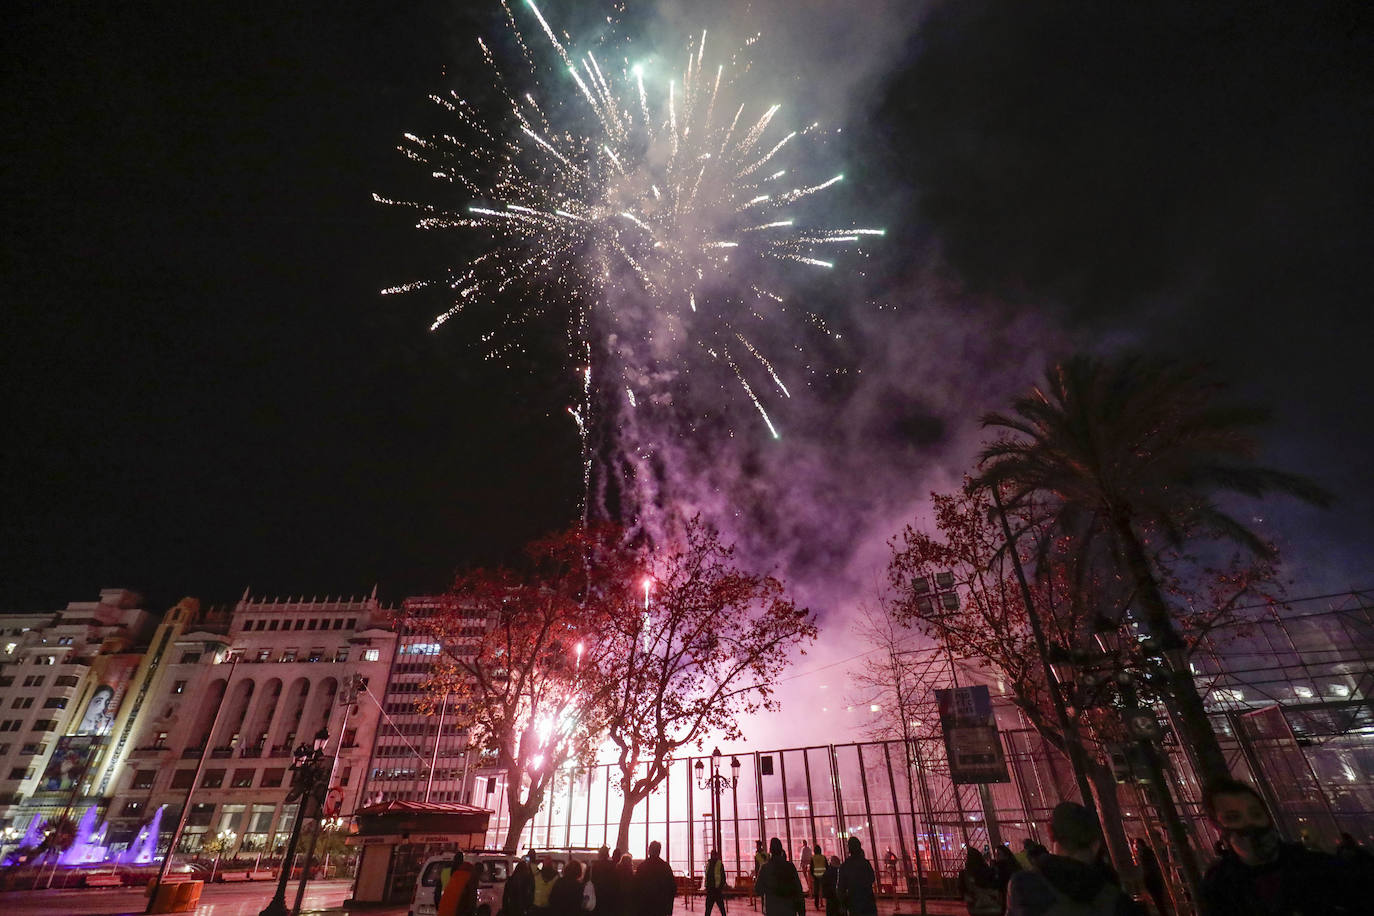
[0, 879, 969, 916]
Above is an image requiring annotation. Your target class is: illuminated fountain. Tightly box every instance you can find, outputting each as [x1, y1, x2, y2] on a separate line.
[118, 805, 165, 864]
[58, 806, 105, 865]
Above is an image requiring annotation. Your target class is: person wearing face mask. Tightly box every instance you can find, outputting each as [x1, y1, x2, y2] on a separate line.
[1199, 777, 1365, 916]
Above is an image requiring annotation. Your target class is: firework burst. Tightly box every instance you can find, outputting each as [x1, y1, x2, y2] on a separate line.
[377, 0, 882, 438]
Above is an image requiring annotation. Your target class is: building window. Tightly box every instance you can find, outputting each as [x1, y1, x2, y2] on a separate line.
[180, 652, 201, 664]
[294, 620, 305, 631]
[201, 769, 225, 789]
[22, 675, 44, 687]
[43, 697, 67, 709]
[55, 675, 79, 687]
[34, 656, 55, 666]
[187, 803, 215, 827]
[7, 768, 31, 781]
[172, 680, 187, 694]
[132, 770, 156, 790]
[307, 648, 324, 663]
[362, 649, 380, 662]
[261, 768, 286, 788]
[332, 619, 344, 630]
[307, 620, 318, 631]
[268, 620, 279, 631]
[32, 720, 57, 732]
[340, 765, 352, 787]
[123, 800, 144, 816]
[57, 637, 74, 646]
[282, 649, 298, 663]
[19, 743, 45, 756]
[170, 769, 196, 790]
[0, 677, 11, 688]
[0, 720, 19, 732]
[346, 619, 357, 629]
[334, 648, 349, 663]
[256, 649, 271, 662]
[11, 697, 33, 709]
[231, 769, 255, 788]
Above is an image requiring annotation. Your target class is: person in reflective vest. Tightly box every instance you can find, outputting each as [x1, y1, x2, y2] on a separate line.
[705, 848, 728, 916]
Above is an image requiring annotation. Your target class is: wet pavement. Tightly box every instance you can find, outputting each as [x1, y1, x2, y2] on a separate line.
[0, 880, 969, 916]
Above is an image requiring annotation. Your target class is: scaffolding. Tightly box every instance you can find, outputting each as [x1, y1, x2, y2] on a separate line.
[476, 595, 1374, 892]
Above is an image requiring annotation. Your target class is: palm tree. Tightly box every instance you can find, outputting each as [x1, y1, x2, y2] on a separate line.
[977, 353, 1330, 786]
[37, 814, 76, 861]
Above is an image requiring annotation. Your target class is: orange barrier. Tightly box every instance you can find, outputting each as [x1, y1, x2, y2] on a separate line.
[145, 878, 204, 913]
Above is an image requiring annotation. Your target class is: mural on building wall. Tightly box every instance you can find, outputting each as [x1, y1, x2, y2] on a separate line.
[76, 655, 140, 737]
[40, 735, 101, 792]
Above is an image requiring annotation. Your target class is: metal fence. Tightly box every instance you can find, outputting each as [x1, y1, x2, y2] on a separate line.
[480, 597, 1374, 886]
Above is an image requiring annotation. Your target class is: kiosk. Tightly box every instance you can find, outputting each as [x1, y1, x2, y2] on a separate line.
[346, 800, 492, 905]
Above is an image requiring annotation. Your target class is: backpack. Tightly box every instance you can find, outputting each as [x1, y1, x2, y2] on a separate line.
[1041, 880, 1123, 916]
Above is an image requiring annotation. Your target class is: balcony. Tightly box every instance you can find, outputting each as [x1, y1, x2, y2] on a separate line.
[210, 746, 235, 759]
[239, 746, 264, 759]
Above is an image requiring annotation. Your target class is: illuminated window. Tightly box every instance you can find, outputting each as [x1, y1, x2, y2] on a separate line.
[362, 649, 380, 662]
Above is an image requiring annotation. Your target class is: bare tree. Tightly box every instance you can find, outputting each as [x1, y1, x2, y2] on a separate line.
[411, 525, 633, 853]
[598, 519, 817, 852]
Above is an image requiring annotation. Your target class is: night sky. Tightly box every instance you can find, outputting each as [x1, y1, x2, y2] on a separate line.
[4, 0, 1372, 615]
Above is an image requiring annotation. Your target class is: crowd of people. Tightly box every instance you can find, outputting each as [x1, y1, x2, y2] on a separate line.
[430, 777, 1370, 916]
[951, 778, 1371, 916]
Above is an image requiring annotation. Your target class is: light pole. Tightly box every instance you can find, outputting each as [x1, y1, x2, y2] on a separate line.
[0, 825, 21, 864]
[694, 749, 740, 859]
[208, 829, 236, 883]
[1048, 631, 1201, 915]
[259, 728, 330, 916]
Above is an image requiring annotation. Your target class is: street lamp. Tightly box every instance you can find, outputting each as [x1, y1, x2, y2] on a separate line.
[694, 748, 740, 856]
[209, 828, 237, 883]
[259, 728, 331, 916]
[0, 825, 21, 864]
[1049, 633, 1201, 911]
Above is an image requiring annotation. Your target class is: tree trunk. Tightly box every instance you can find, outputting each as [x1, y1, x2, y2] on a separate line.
[501, 775, 541, 854]
[614, 789, 644, 854]
[1112, 513, 1230, 786]
[501, 808, 535, 855]
[1084, 756, 1137, 887]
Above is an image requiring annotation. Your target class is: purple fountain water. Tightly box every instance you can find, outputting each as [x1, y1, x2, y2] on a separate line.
[1, 813, 43, 864]
[118, 805, 164, 864]
[58, 806, 99, 864]
[19, 813, 43, 848]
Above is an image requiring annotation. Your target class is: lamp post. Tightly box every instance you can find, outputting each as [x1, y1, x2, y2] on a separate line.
[694, 748, 741, 858]
[259, 728, 331, 916]
[1050, 636, 1202, 914]
[0, 825, 21, 864]
[208, 829, 237, 883]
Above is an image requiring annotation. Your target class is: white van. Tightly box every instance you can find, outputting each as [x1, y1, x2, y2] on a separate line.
[409, 851, 514, 916]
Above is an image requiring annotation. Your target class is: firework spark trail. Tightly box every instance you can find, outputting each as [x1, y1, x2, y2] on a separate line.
[381, 0, 882, 441]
